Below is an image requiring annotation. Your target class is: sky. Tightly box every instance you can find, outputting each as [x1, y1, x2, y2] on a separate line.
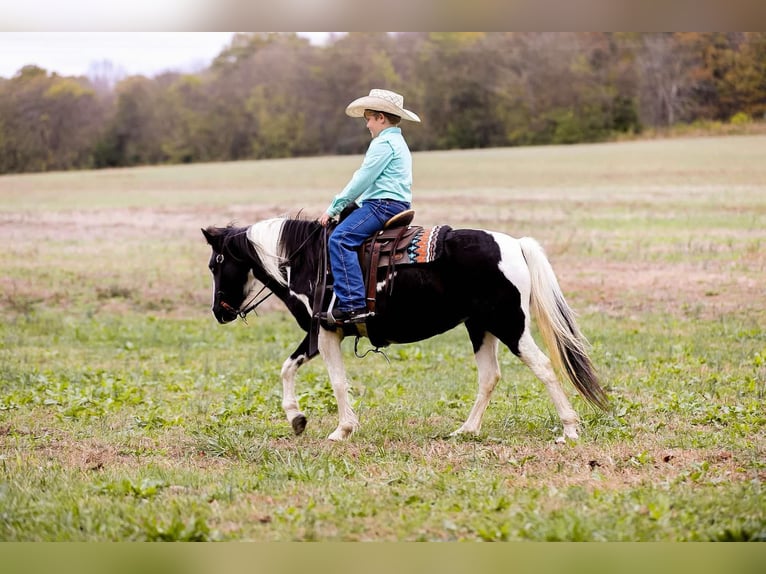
[0, 32, 335, 79]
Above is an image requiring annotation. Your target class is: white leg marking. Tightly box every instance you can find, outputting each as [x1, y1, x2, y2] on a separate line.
[518, 329, 579, 443]
[281, 354, 307, 426]
[318, 328, 359, 441]
[452, 333, 501, 436]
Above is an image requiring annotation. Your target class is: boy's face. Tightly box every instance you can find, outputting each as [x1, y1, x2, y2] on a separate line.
[364, 111, 389, 139]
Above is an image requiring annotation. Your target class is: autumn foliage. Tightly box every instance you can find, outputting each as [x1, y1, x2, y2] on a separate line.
[1, 32, 764, 174]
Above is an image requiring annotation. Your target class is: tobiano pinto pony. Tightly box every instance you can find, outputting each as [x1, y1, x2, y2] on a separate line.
[202, 214, 608, 443]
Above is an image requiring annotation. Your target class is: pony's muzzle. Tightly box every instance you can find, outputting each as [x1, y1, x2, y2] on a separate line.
[214, 295, 239, 324]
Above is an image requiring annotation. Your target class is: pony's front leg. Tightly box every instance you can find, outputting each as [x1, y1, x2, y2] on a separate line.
[281, 335, 315, 435]
[318, 328, 359, 441]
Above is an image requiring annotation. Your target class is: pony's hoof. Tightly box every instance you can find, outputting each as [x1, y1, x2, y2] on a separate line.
[327, 430, 346, 441]
[449, 427, 479, 438]
[291, 414, 307, 435]
[327, 425, 354, 441]
[555, 427, 579, 444]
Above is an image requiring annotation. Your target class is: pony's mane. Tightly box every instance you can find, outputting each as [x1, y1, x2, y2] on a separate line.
[211, 216, 324, 289]
[279, 217, 325, 281]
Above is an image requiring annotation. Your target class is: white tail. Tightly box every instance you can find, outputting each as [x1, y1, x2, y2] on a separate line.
[518, 237, 608, 410]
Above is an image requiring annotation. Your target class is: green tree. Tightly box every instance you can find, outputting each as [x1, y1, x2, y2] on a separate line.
[314, 33, 403, 155]
[0, 66, 103, 173]
[414, 32, 510, 149]
[2, 33, 766, 174]
[96, 76, 165, 166]
[713, 32, 766, 120]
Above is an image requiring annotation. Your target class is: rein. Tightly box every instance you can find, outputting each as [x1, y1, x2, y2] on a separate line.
[308, 225, 329, 357]
[288, 223, 324, 262]
[234, 284, 274, 322]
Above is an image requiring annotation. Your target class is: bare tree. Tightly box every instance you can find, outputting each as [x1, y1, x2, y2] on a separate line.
[87, 60, 126, 94]
[639, 34, 697, 126]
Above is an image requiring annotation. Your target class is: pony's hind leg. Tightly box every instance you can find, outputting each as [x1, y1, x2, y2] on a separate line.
[451, 330, 501, 436]
[281, 335, 315, 435]
[517, 329, 579, 443]
[318, 328, 359, 441]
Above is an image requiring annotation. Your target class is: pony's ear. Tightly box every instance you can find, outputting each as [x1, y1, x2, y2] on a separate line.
[201, 227, 220, 248]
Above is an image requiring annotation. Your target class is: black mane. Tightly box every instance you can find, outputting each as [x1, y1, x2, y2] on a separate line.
[280, 218, 326, 279]
[224, 226, 255, 261]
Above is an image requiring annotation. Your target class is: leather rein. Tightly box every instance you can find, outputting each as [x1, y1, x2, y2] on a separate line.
[220, 284, 273, 322]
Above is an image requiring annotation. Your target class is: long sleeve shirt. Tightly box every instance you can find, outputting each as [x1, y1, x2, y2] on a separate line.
[325, 127, 413, 218]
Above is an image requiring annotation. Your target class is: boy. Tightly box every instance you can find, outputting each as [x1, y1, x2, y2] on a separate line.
[319, 89, 421, 325]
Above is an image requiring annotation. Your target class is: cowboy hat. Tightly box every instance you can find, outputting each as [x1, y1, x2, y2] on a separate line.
[345, 89, 421, 122]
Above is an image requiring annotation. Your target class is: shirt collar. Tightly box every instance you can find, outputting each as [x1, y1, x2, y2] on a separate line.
[379, 126, 401, 137]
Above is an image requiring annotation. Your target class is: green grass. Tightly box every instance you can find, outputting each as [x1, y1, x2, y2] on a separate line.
[0, 135, 764, 540]
[0, 312, 764, 541]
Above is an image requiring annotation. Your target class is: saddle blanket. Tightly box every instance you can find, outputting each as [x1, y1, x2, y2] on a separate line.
[404, 225, 451, 265]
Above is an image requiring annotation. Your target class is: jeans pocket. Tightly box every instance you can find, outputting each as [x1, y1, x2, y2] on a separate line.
[369, 202, 390, 225]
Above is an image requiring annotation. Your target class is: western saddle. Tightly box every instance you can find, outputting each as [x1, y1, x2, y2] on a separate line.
[358, 209, 420, 313]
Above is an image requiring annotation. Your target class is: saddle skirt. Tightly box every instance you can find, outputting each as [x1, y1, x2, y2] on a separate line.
[358, 223, 451, 312]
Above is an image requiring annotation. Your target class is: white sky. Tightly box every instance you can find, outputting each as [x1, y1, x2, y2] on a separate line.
[0, 32, 335, 79]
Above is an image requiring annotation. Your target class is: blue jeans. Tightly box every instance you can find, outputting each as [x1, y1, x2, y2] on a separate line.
[329, 199, 410, 311]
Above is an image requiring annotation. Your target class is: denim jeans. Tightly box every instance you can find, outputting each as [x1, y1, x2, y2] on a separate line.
[328, 199, 411, 311]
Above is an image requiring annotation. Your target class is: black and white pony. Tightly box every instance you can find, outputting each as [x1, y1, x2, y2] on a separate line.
[202, 215, 607, 443]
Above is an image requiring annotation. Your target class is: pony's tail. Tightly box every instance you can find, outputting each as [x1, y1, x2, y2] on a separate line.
[518, 237, 608, 411]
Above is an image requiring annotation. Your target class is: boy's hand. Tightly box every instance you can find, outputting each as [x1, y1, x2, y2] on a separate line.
[319, 213, 332, 226]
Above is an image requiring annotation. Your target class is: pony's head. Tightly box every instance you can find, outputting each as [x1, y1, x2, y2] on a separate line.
[202, 225, 254, 323]
[202, 220, 287, 324]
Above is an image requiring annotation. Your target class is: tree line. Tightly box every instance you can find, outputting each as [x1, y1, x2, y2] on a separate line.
[1, 32, 764, 174]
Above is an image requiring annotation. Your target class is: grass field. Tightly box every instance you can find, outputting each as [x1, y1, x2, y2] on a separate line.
[0, 136, 764, 541]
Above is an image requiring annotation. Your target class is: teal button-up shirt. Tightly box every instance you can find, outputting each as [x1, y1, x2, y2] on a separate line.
[326, 127, 413, 218]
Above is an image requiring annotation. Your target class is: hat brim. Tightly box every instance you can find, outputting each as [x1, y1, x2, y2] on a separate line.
[345, 96, 421, 122]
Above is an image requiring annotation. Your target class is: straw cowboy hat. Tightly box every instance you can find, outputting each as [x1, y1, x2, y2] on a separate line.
[345, 89, 421, 122]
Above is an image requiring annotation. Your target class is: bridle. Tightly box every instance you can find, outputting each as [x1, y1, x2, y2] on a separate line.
[213, 248, 274, 321]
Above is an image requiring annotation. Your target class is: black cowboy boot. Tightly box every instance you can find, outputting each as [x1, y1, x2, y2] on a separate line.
[321, 307, 374, 326]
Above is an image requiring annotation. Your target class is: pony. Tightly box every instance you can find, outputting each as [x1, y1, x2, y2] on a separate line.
[202, 215, 608, 442]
